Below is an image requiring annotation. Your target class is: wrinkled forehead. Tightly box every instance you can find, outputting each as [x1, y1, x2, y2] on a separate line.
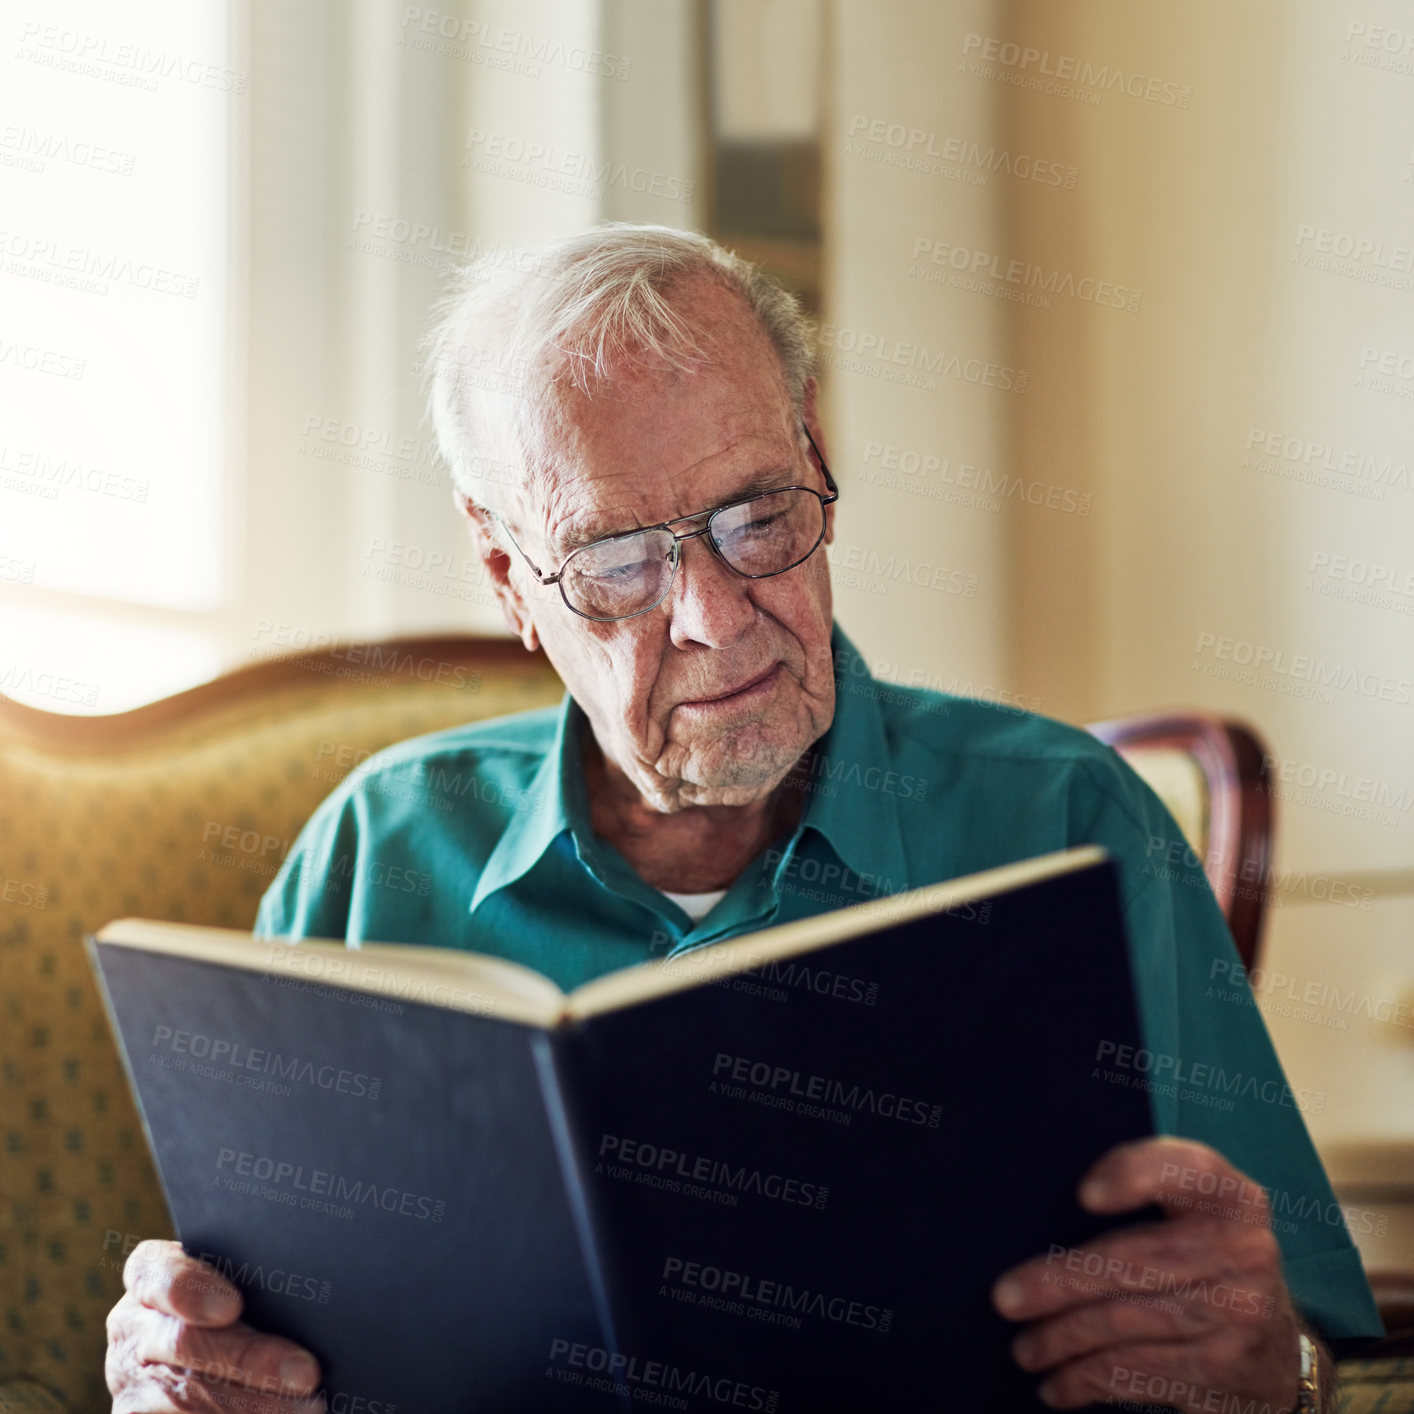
[512, 307, 799, 549]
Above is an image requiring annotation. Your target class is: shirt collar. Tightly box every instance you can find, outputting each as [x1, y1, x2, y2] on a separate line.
[789, 624, 911, 897]
[468, 623, 911, 917]
[467, 695, 578, 917]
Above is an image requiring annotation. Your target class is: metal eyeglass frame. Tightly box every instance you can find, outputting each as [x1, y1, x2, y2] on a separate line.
[485, 422, 840, 622]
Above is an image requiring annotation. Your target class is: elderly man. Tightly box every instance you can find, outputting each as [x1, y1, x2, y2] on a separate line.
[106, 225, 1376, 1412]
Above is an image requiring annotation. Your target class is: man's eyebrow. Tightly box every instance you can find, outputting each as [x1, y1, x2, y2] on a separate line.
[559, 465, 798, 554]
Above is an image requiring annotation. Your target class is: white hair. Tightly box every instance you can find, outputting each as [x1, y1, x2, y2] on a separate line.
[422, 223, 817, 506]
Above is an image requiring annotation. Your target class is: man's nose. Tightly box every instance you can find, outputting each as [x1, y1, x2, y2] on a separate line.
[665, 534, 754, 650]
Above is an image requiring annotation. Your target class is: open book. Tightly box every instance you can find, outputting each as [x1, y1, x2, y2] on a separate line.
[91, 845, 1154, 1413]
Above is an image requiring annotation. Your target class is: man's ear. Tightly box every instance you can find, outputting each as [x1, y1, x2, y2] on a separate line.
[800, 378, 835, 545]
[456, 492, 540, 652]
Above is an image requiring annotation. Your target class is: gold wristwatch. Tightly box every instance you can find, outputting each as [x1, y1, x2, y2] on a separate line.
[1296, 1332, 1321, 1414]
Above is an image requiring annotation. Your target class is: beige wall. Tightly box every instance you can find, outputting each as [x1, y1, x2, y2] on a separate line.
[826, 1, 1414, 1160]
[822, 0, 1012, 700]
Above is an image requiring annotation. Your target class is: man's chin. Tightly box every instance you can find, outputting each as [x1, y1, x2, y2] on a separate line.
[673, 778, 785, 810]
[641, 777, 785, 814]
[650, 739, 801, 812]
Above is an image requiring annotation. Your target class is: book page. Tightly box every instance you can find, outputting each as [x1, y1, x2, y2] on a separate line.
[565, 844, 1107, 1021]
[92, 919, 568, 1029]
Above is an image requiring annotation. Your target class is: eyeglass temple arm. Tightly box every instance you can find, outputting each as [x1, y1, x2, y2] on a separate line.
[800, 421, 840, 502]
[483, 507, 558, 586]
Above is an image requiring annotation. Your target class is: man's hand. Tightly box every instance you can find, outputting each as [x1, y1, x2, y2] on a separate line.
[106, 1239, 325, 1414]
[991, 1137, 1319, 1411]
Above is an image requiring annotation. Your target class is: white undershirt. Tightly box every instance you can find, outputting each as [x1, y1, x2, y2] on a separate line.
[660, 888, 728, 923]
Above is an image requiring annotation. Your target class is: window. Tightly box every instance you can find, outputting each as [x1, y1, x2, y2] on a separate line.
[0, 0, 237, 710]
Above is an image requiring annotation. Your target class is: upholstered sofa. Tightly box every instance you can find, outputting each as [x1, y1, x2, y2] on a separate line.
[1, 636, 1407, 1411]
[0, 638, 562, 1412]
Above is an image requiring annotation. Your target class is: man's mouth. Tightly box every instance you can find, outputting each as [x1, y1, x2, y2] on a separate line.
[678, 663, 782, 709]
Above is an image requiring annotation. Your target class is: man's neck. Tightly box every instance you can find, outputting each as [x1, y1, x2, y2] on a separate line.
[582, 736, 804, 893]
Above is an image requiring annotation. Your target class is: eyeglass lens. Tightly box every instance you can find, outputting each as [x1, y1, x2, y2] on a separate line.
[560, 488, 827, 620]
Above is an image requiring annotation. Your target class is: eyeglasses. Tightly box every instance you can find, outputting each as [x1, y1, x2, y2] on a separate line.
[486, 423, 839, 622]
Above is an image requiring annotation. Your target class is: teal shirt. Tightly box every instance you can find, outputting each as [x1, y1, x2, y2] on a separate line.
[256, 627, 1381, 1343]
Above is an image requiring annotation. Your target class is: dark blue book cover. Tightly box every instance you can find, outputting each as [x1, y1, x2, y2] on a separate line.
[90, 846, 1154, 1413]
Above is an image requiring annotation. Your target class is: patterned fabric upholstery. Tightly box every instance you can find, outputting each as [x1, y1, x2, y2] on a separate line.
[0, 1379, 71, 1414]
[1336, 1357, 1414, 1412]
[0, 641, 562, 1412]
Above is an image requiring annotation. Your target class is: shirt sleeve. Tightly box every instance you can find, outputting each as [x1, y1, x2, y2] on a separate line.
[254, 783, 362, 943]
[1069, 751, 1384, 1343]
